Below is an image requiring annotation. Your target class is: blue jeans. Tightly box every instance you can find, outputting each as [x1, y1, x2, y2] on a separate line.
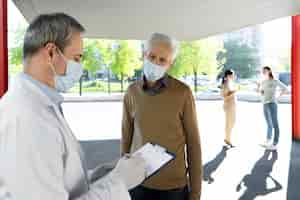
[263, 102, 280, 145]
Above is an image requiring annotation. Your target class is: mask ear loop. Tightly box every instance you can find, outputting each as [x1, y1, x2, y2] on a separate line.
[57, 48, 68, 63]
[48, 47, 57, 76]
[49, 60, 57, 75]
[57, 48, 70, 77]
[48, 47, 61, 88]
[50, 47, 68, 76]
[48, 59, 58, 89]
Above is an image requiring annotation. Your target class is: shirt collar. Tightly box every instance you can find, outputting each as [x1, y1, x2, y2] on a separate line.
[143, 75, 168, 86]
[20, 73, 64, 106]
[142, 75, 168, 95]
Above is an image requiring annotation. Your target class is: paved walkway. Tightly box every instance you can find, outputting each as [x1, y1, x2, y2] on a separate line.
[63, 92, 291, 103]
[81, 140, 299, 200]
[287, 141, 300, 200]
[62, 101, 294, 199]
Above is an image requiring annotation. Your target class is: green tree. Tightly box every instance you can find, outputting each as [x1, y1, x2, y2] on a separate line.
[95, 39, 114, 93]
[111, 40, 142, 92]
[82, 39, 103, 76]
[96, 40, 114, 67]
[277, 47, 291, 72]
[9, 46, 23, 75]
[169, 38, 222, 92]
[219, 38, 260, 79]
[9, 25, 26, 76]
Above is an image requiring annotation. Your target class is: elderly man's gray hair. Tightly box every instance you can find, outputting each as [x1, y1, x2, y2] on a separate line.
[23, 13, 85, 60]
[144, 33, 179, 61]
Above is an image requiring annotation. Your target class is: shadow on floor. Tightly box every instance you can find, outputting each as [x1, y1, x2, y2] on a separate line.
[203, 146, 229, 184]
[236, 150, 282, 200]
[80, 139, 121, 170]
[287, 141, 300, 200]
[80, 139, 297, 199]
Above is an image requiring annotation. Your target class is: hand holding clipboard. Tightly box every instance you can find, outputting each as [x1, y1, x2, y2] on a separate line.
[132, 143, 176, 179]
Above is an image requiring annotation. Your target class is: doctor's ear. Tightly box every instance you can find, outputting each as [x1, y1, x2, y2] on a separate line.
[44, 43, 57, 59]
[143, 51, 149, 59]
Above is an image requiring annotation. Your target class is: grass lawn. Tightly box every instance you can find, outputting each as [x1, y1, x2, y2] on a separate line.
[69, 80, 132, 93]
[69, 80, 248, 94]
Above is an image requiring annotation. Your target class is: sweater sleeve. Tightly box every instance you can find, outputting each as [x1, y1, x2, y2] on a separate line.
[121, 92, 134, 155]
[182, 89, 202, 200]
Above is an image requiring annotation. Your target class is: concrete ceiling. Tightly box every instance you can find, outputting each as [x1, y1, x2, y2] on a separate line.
[13, 0, 300, 40]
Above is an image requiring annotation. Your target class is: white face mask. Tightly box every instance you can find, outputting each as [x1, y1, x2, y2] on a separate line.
[50, 51, 83, 93]
[143, 59, 167, 82]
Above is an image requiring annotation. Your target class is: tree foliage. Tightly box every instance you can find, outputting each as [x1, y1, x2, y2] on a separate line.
[169, 38, 223, 92]
[96, 40, 114, 67]
[110, 40, 142, 81]
[169, 38, 222, 78]
[218, 38, 261, 79]
[9, 25, 26, 75]
[82, 39, 102, 76]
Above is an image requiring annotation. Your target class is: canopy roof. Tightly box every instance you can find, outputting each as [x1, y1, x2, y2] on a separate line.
[13, 0, 300, 40]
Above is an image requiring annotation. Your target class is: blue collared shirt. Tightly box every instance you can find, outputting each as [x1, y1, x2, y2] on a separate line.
[20, 73, 64, 111]
[142, 75, 169, 95]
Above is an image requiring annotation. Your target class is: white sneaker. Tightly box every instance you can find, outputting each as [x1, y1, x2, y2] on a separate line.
[266, 144, 277, 151]
[260, 140, 272, 148]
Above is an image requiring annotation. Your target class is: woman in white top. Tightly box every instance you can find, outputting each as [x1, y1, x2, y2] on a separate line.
[258, 66, 289, 150]
[221, 69, 238, 147]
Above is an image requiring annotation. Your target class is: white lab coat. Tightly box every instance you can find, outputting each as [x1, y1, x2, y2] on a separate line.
[0, 75, 130, 200]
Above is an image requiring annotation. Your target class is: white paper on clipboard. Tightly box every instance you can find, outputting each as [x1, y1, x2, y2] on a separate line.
[132, 143, 175, 177]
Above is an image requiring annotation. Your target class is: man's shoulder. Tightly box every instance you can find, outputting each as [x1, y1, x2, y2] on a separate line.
[168, 76, 192, 93]
[0, 86, 39, 114]
[0, 93, 64, 148]
[126, 80, 142, 94]
[0, 87, 51, 125]
[1, 93, 41, 124]
[0, 90, 22, 116]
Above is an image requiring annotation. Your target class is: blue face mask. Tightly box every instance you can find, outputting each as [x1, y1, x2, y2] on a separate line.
[55, 60, 83, 93]
[143, 59, 167, 82]
[50, 51, 83, 93]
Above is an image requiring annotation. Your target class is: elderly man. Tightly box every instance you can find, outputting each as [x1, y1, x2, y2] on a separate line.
[122, 33, 202, 200]
[0, 13, 147, 200]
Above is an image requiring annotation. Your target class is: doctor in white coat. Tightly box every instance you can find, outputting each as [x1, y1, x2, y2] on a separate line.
[0, 13, 147, 200]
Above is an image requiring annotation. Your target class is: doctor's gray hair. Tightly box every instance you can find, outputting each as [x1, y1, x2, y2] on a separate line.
[144, 33, 179, 61]
[23, 13, 85, 60]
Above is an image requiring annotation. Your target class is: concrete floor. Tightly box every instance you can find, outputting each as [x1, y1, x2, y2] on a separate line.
[62, 101, 296, 199]
[80, 139, 300, 200]
[287, 141, 300, 200]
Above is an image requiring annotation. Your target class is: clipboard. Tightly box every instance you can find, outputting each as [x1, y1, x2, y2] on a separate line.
[132, 143, 176, 180]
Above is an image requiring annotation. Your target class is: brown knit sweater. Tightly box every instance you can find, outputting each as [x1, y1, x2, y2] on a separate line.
[121, 76, 202, 199]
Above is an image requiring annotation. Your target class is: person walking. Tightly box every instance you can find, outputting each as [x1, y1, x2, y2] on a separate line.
[258, 66, 289, 150]
[221, 69, 238, 147]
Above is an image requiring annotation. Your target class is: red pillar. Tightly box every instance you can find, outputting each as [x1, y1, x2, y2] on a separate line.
[0, 0, 8, 98]
[292, 15, 300, 140]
